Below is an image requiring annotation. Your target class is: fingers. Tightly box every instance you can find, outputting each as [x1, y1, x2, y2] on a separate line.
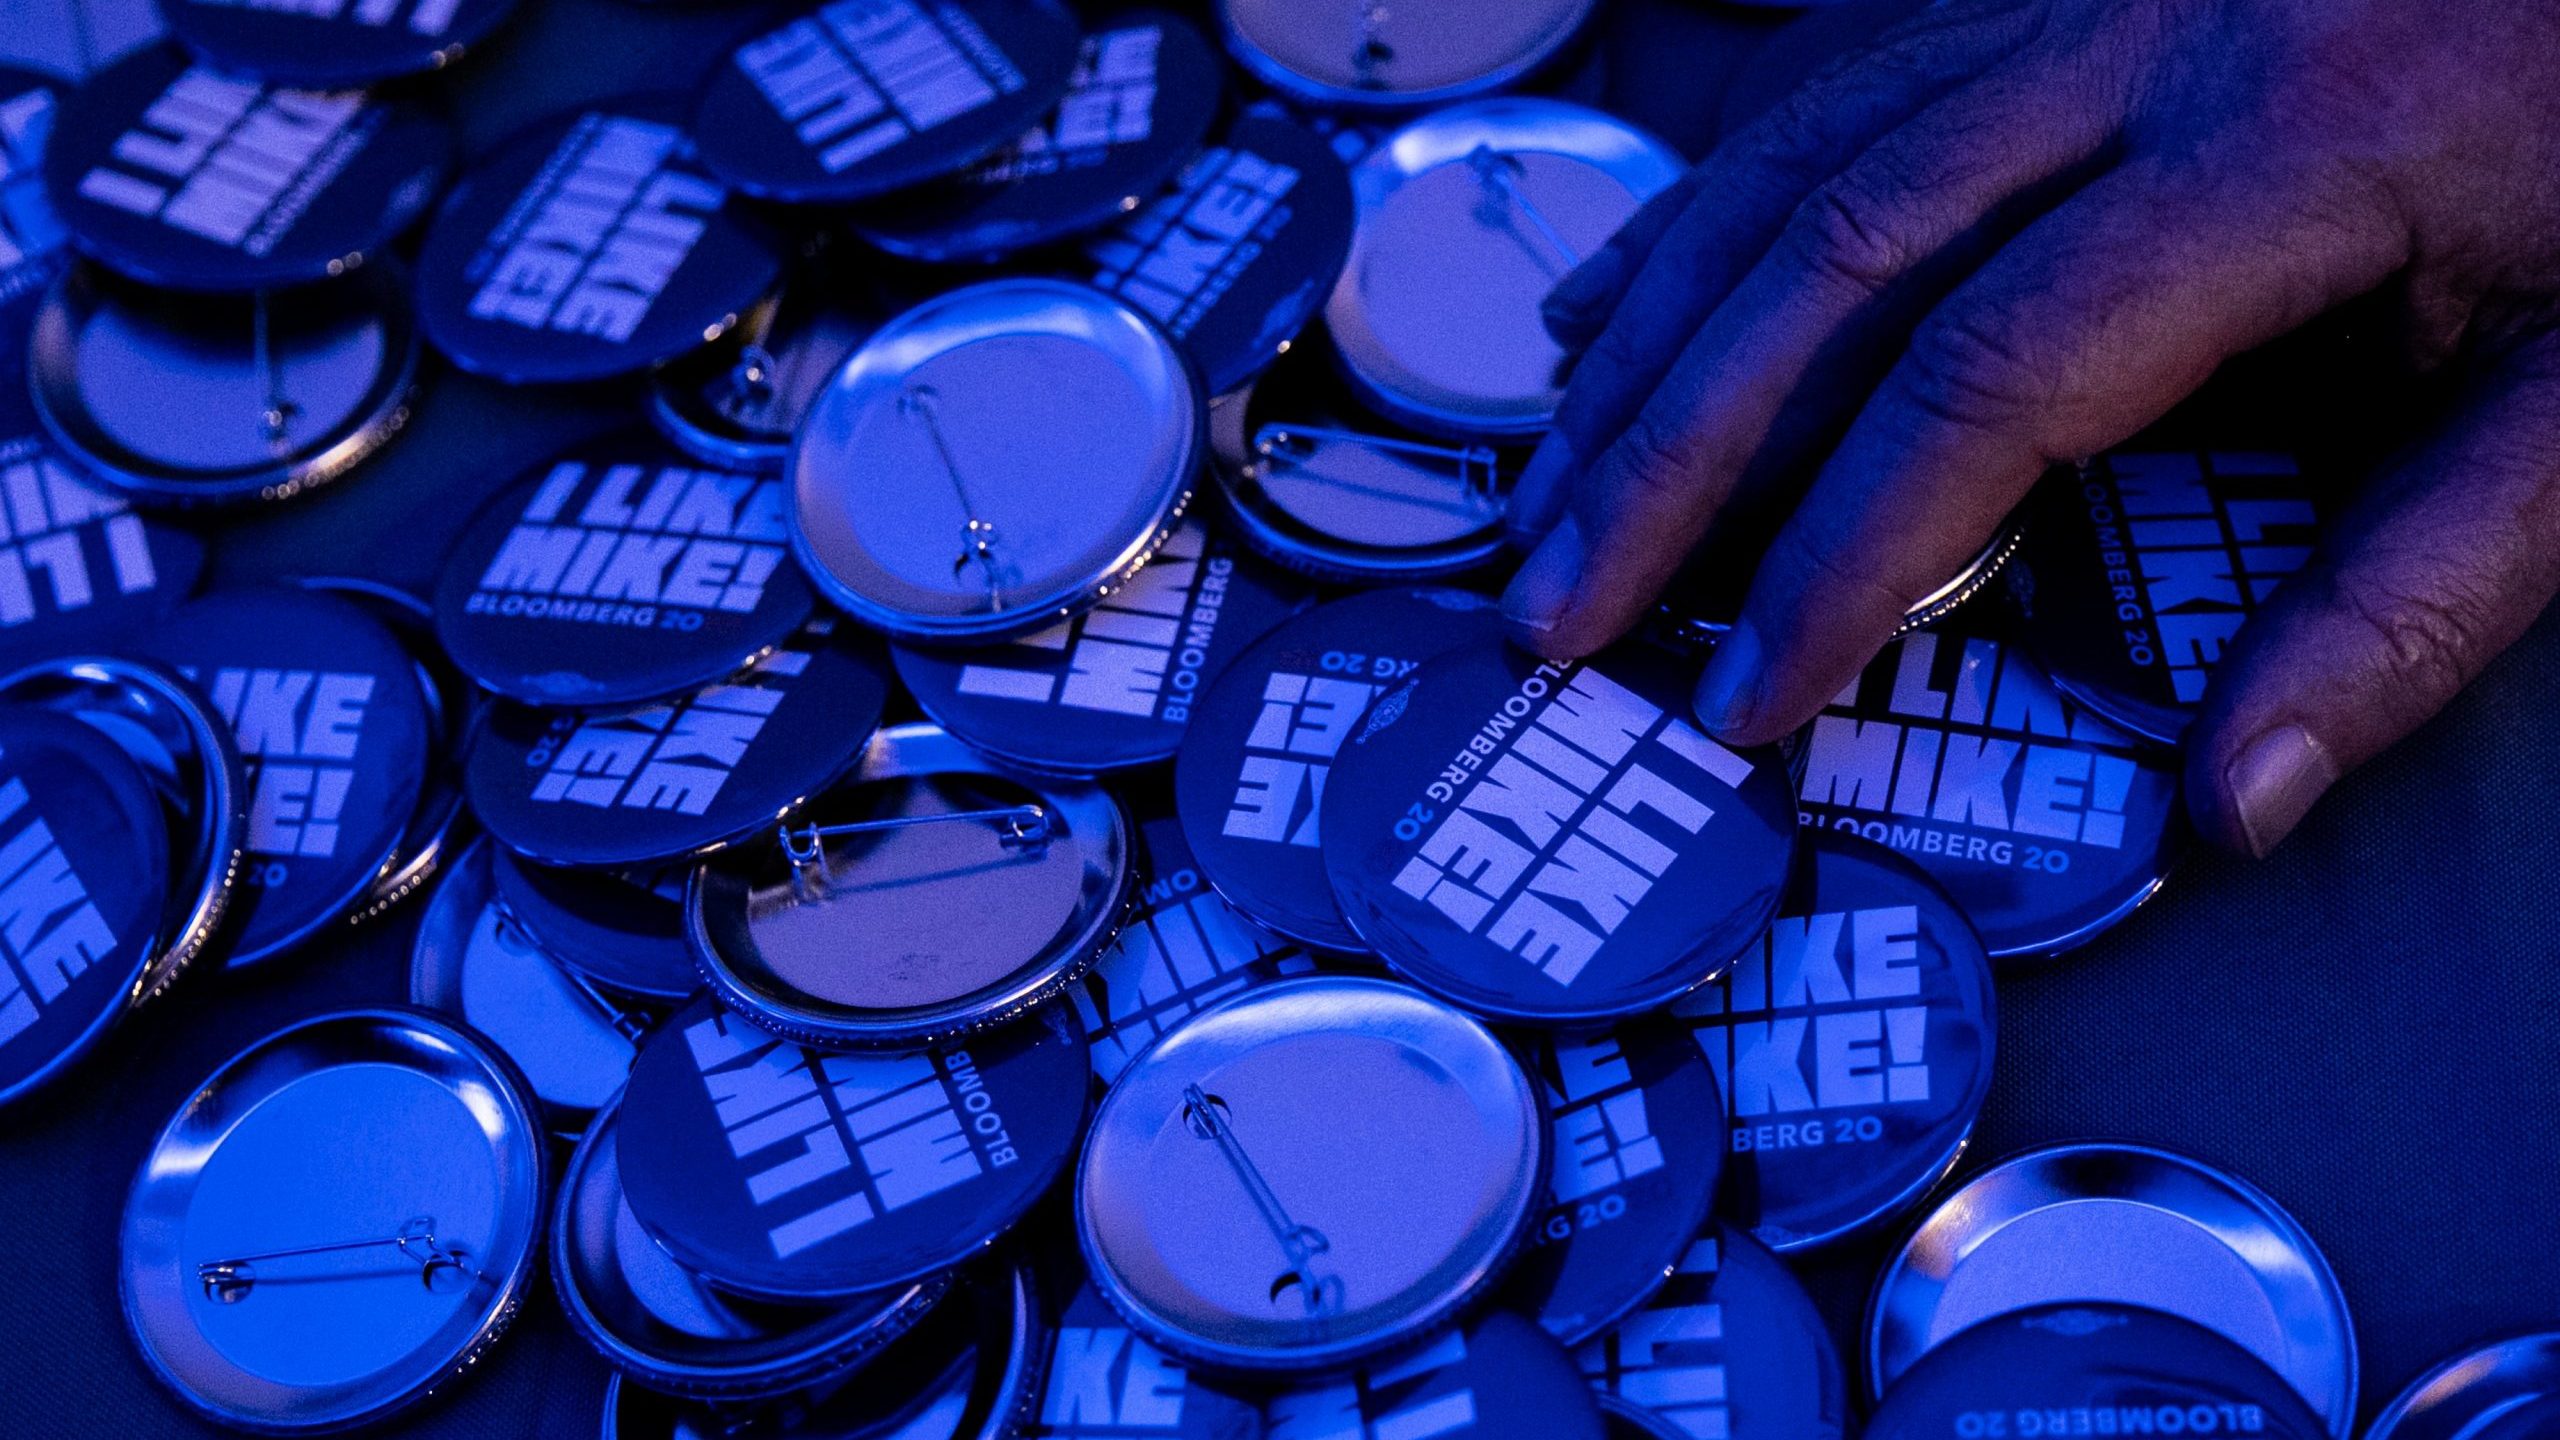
[1507, 0, 2047, 544]
[1695, 151, 2410, 745]
[2184, 342, 2560, 856]
[1500, 56, 2123, 658]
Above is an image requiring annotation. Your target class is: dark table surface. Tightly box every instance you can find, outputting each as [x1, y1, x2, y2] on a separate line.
[1, 0, 2554, 1435]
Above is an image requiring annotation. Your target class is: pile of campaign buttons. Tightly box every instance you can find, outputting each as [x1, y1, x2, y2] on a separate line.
[0, 6, 2405, 1436]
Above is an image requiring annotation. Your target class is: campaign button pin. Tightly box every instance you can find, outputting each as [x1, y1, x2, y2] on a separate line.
[44, 45, 453, 293]
[1576, 1225, 1850, 1440]
[618, 995, 1089, 1302]
[161, 0, 523, 87]
[851, 14, 1223, 266]
[1219, 0, 1596, 111]
[1673, 831, 1995, 1253]
[490, 846, 699, 1003]
[139, 585, 432, 967]
[688, 722, 1135, 1050]
[416, 98, 781, 384]
[0, 705, 171, 1109]
[1260, 1311, 1606, 1439]
[465, 613, 890, 870]
[118, 1009, 547, 1433]
[689, 0, 1082, 206]
[1079, 975, 1544, 1375]
[1026, 1271, 1264, 1439]
[555, 1093, 951, 1400]
[1868, 1142, 2358, 1435]
[0, 415, 208, 665]
[1504, 1020, 1725, 1347]
[2011, 450, 2325, 746]
[434, 430, 817, 710]
[1174, 587, 1507, 952]
[1088, 106, 1354, 399]
[1212, 338, 1514, 583]
[1794, 624, 2186, 961]
[0, 67, 72, 310]
[295, 576, 469, 928]
[2367, 1334, 2560, 1440]
[29, 262, 419, 505]
[0, 655, 250, 1006]
[410, 838, 638, 1137]
[790, 278, 1200, 644]
[1073, 790, 1318, 1086]
[1862, 1305, 2329, 1440]
[1326, 100, 1682, 441]
[893, 517, 1310, 777]
[1325, 639, 1797, 1028]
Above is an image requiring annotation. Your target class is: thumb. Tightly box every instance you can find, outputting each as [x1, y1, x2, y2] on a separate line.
[2186, 341, 2560, 856]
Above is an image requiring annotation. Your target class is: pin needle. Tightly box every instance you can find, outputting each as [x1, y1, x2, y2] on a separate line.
[900, 384, 1004, 607]
[1183, 1084, 1344, 1316]
[253, 291, 299, 448]
[779, 805, 1052, 901]
[197, 1217, 481, 1303]
[1466, 145, 1581, 279]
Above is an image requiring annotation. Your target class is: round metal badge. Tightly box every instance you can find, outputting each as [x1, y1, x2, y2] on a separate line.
[2010, 450, 2325, 746]
[490, 847, 700, 1003]
[687, 0, 1082, 206]
[119, 1008, 547, 1433]
[1219, 0, 1596, 110]
[688, 722, 1135, 1049]
[0, 372, 208, 664]
[1862, 1305, 2329, 1440]
[1172, 587, 1505, 953]
[1575, 1226, 1849, 1440]
[1261, 1311, 1606, 1439]
[850, 14, 1223, 265]
[161, 0, 523, 86]
[1085, 106, 1355, 398]
[295, 575, 470, 927]
[0, 705, 170, 1109]
[1071, 790, 1318, 1086]
[1212, 340, 1515, 582]
[139, 585, 431, 967]
[1671, 831, 1995, 1253]
[464, 614, 891, 869]
[1326, 100, 1682, 440]
[1502, 1021, 1723, 1347]
[0, 67, 71, 310]
[29, 261, 419, 505]
[892, 517, 1310, 776]
[415, 98, 781, 384]
[556, 1092, 951, 1400]
[43, 45, 453, 293]
[433, 430, 817, 709]
[1324, 639, 1797, 1027]
[0, 654, 249, 1003]
[1868, 1141, 2358, 1435]
[1793, 624, 2186, 961]
[2367, 1333, 2560, 1440]
[1078, 974, 1545, 1375]
[411, 839, 640, 1136]
[790, 278, 1201, 644]
[648, 251, 905, 474]
[1023, 1269, 1265, 1439]
[617, 996, 1090, 1301]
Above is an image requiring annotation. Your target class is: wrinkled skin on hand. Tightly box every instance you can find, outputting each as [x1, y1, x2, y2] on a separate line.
[1501, 0, 2560, 857]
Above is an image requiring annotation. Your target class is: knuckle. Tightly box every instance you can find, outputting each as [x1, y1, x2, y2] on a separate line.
[2324, 563, 2500, 713]
[1594, 413, 1719, 523]
[1898, 303, 2052, 434]
[1780, 174, 1919, 295]
[1770, 518, 1929, 622]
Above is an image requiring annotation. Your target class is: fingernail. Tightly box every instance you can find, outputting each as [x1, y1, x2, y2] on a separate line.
[1692, 622, 1762, 737]
[1502, 516, 1586, 647]
[1507, 434, 1577, 546]
[2224, 725, 2338, 858]
[1542, 250, 1622, 343]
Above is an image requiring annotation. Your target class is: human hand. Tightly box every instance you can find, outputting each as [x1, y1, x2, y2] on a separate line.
[1500, 0, 2560, 856]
